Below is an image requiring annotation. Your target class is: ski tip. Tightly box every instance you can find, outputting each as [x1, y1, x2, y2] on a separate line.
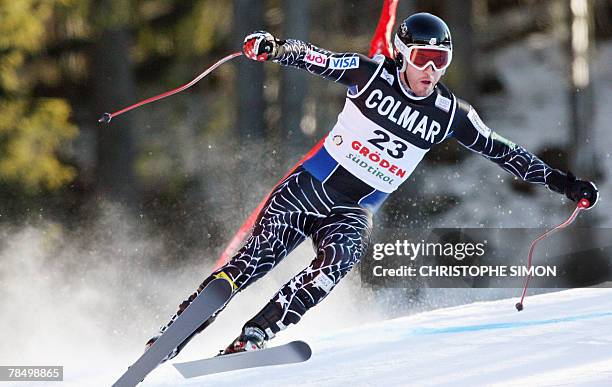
[207, 276, 234, 295]
[293, 341, 313, 361]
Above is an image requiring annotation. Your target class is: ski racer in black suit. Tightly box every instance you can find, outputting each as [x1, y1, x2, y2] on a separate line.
[146, 12, 599, 359]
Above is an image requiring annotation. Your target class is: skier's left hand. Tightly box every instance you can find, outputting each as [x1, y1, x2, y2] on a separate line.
[243, 31, 278, 61]
[565, 174, 598, 208]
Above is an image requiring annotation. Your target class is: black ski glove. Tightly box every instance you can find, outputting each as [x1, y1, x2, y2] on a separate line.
[243, 31, 279, 61]
[564, 173, 599, 208]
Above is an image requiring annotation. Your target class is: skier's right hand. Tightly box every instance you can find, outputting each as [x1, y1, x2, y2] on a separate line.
[243, 31, 278, 61]
[565, 173, 599, 209]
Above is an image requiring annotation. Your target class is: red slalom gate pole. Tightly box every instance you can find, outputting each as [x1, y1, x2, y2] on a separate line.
[213, 0, 399, 270]
[369, 0, 398, 58]
[98, 52, 243, 124]
[515, 198, 591, 311]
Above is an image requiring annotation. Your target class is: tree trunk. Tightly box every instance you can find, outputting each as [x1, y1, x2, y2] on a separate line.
[443, 0, 476, 101]
[280, 0, 310, 157]
[90, 2, 138, 208]
[233, 0, 266, 143]
[568, 0, 597, 177]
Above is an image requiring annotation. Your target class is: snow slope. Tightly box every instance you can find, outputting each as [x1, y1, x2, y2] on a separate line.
[135, 288, 612, 387]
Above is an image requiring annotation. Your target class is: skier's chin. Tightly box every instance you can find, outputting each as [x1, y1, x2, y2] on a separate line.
[414, 82, 435, 97]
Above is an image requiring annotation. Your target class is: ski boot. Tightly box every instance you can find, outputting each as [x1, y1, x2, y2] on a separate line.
[219, 325, 267, 356]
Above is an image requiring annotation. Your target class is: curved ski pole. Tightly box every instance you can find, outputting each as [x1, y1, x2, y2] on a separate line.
[515, 198, 591, 311]
[98, 51, 243, 124]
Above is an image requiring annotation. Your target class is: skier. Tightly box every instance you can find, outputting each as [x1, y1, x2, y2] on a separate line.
[147, 12, 598, 359]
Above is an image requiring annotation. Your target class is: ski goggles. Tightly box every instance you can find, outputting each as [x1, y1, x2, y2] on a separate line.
[394, 34, 452, 72]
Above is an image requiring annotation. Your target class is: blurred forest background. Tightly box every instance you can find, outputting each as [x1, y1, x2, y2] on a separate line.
[1, 0, 611, 274]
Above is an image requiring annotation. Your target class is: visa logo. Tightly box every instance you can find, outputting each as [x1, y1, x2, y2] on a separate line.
[329, 56, 360, 70]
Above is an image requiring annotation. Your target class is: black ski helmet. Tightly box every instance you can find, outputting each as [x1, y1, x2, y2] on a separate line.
[394, 12, 452, 72]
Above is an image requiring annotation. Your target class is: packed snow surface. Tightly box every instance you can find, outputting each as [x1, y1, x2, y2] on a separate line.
[130, 288, 611, 386]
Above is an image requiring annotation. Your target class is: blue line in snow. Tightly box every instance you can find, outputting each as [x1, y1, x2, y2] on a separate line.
[412, 311, 612, 335]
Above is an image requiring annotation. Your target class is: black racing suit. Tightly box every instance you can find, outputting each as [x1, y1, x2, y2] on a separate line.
[159, 39, 570, 347]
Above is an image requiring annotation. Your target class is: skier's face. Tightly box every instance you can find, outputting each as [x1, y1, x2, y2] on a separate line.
[403, 63, 443, 97]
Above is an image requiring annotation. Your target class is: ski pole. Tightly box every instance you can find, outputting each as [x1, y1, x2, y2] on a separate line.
[515, 198, 591, 311]
[98, 51, 243, 124]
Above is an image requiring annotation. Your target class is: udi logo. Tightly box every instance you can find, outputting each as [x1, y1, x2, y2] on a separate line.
[305, 50, 328, 67]
[329, 56, 360, 69]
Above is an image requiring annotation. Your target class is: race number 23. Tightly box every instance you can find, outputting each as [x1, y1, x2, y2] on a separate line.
[367, 130, 408, 159]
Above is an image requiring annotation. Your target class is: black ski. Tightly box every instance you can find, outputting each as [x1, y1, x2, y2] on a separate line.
[113, 278, 233, 387]
[173, 341, 312, 378]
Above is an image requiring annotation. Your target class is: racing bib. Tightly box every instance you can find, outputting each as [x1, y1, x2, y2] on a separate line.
[324, 100, 428, 193]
